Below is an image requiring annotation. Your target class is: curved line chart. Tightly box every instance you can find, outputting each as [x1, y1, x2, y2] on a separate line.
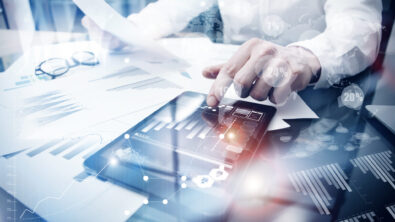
[19, 162, 110, 219]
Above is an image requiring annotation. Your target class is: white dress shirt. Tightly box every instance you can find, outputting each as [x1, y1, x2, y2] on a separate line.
[127, 0, 382, 88]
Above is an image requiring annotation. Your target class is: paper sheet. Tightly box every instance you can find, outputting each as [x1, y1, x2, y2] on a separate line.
[0, 41, 184, 155]
[72, 0, 189, 74]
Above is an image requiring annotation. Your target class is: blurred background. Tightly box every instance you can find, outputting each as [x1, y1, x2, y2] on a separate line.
[0, 0, 224, 72]
[0, 0, 223, 37]
[0, 0, 393, 73]
[0, 0, 157, 32]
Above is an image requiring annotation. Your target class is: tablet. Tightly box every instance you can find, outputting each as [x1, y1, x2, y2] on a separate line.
[84, 91, 276, 220]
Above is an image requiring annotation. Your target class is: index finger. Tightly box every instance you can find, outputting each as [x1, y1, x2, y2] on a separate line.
[206, 38, 261, 106]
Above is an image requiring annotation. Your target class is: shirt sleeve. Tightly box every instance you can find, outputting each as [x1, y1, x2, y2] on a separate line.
[289, 0, 382, 88]
[127, 0, 217, 40]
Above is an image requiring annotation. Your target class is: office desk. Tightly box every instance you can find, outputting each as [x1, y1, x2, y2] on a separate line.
[0, 35, 394, 221]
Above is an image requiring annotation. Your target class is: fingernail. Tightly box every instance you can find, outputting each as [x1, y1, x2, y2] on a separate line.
[207, 95, 218, 107]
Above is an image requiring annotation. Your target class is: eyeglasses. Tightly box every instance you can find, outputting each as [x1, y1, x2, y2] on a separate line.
[35, 51, 99, 79]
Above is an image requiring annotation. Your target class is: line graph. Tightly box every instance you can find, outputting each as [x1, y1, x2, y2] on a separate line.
[19, 162, 110, 219]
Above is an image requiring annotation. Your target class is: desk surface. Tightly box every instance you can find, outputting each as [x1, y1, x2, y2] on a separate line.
[0, 33, 394, 221]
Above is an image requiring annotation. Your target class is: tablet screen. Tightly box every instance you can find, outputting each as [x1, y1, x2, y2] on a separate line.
[84, 91, 275, 217]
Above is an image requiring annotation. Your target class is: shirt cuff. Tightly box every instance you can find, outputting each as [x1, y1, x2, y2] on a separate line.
[288, 37, 333, 89]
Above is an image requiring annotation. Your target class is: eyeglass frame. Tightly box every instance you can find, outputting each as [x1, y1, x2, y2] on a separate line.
[35, 51, 99, 79]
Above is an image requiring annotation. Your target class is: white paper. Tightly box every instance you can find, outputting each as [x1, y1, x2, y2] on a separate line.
[0, 41, 184, 155]
[73, 0, 189, 73]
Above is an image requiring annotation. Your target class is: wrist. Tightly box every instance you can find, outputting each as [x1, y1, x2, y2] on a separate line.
[288, 45, 321, 84]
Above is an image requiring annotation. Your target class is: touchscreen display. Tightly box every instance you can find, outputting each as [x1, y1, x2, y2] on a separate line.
[84, 91, 275, 211]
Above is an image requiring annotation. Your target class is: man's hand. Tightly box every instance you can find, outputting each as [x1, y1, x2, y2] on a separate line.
[202, 38, 321, 106]
[81, 16, 125, 50]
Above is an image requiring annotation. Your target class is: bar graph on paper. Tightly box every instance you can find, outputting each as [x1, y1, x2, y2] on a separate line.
[350, 151, 395, 190]
[22, 90, 82, 125]
[2, 135, 102, 162]
[288, 163, 352, 215]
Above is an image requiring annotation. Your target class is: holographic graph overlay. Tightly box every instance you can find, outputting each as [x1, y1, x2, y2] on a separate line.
[386, 203, 395, 219]
[337, 211, 376, 222]
[350, 151, 395, 190]
[115, 107, 238, 205]
[288, 163, 352, 215]
[19, 160, 110, 220]
[338, 84, 365, 110]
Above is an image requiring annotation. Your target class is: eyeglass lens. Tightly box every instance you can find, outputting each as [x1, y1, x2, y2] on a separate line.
[72, 51, 99, 65]
[40, 58, 69, 76]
